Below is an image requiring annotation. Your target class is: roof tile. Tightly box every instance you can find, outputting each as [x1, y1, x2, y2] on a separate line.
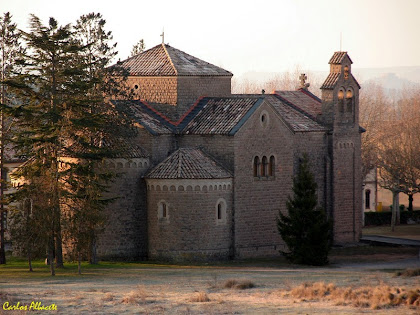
[119, 44, 232, 77]
[146, 147, 232, 179]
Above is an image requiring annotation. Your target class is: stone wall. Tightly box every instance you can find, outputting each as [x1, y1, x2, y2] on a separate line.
[293, 132, 329, 212]
[179, 135, 235, 172]
[127, 75, 231, 116]
[96, 157, 150, 260]
[177, 76, 231, 112]
[233, 102, 295, 258]
[128, 76, 177, 105]
[146, 178, 233, 261]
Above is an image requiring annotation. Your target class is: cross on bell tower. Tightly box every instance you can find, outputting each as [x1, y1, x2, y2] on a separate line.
[160, 30, 164, 44]
[299, 73, 310, 90]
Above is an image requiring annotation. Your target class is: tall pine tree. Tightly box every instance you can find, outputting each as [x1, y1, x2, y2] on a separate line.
[0, 12, 23, 264]
[7, 15, 82, 275]
[277, 154, 332, 266]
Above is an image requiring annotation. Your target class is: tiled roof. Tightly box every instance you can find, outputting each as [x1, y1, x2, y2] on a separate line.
[274, 89, 322, 117]
[321, 72, 340, 90]
[329, 51, 353, 64]
[112, 100, 174, 135]
[146, 147, 232, 179]
[182, 97, 263, 135]
[119, 44, 232, 77]
[320, 72, 361, 90]
[64, 135, 148, 159]
[267, 95, 327, 132]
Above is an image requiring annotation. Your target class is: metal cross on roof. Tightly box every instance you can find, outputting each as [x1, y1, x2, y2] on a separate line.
[160, 30, 164, 44]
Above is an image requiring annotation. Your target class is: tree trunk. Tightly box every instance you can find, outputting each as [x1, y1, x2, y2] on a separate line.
[55, 222, 64, 268]
[48, 235, 55, 276]
[0, 113, 6, 265]
[28, 248, 33, 272]
[78, 252, 82, 275]
[408, 194, 413, 212]
[391, 190, 399, 232]
[396, 193, 400, 225]
[89, 235, 98, 264]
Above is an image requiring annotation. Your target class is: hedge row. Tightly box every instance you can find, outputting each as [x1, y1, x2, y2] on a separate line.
[364, 210, 420, 226]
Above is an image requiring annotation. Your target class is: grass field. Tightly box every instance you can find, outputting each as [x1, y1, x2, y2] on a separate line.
[362, 224, 420, 240]
[1, 246, 419, 314]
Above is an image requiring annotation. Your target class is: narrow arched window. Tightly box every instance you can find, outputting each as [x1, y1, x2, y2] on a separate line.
[365, 190, 371, 209]
[158, 201, 169, 220]
[253, 156, 260, 177]
[216, 199, 227, 224]
[346, 89, 353, 113]
[269, 156, 275, 176]
[261, 156, 268, 177]
[338, 89, 345, 113]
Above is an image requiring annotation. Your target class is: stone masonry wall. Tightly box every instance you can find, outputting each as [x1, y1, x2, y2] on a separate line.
[179, 135, 235, 172]
[146, 178, 233, 261]
[293, 132, 329, 212]
[177, 76, 232, 112]
[233, 102, 295, 258]
[96, 157, 150, 260]
[128, 76, 178, 105]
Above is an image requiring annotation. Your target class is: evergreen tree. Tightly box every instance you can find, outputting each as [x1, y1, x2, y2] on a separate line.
[6, 15, 82, 275]
[277, 154, 332, 266]
[0, 12, 23, 264]
[64, 12, 133, 269]
[130, 39, 145, 57]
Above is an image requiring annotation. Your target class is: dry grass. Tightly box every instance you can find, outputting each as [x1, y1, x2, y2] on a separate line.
[101, 292, 114, 302]
[283, 282, 420, 309]
[223, 279, 256, 290]
[121, 286, 148, 304]
[395, 268, 420, 277]
[189, 291, 210, 302]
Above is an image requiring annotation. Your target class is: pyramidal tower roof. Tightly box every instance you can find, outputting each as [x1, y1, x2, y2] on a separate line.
[120, 44, 232, 77]
[146, 147, 232, 179]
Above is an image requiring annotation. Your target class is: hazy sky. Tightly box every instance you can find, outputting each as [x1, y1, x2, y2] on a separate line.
[1, 0, 418, 76]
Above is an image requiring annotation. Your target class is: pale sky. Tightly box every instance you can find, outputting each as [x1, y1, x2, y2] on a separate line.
[1, 0, 418, 76]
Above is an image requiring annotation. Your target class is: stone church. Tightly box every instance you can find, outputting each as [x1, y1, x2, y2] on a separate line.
[95, 43, 362, 261]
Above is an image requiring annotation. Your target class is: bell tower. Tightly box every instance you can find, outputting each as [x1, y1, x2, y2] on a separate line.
[321, 52, 362, 244]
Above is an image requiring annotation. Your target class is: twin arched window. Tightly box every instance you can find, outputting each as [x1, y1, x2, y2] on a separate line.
[253, 155, 275, 177]
[338, 87, 354, 113]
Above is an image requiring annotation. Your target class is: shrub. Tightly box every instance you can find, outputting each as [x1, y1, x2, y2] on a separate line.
[223, 279, 255, 290]
[365, 210, 420, 226]
[190, 291, 210, 302]
[395, 268, 420, 277]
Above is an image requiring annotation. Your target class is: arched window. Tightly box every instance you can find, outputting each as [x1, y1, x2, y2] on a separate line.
[346, 88, 353, 113]
[216, 199, 227, 224]
[158, 201, 169, 220]
[261, 156, 268, 177]
[338, 89, 345, 113]
[344, 65, 349, 80]
[365, 190, 371, 209]
[253, 156, 260, 177]
[269, 156, 275, 177]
